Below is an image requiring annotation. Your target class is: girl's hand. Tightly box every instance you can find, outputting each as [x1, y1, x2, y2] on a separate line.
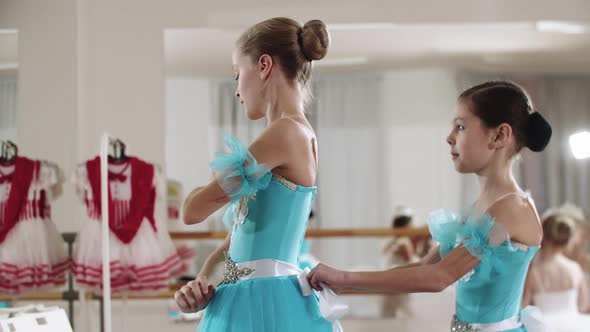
[307, 263, 348, 294]
[174, 275, 215, 313]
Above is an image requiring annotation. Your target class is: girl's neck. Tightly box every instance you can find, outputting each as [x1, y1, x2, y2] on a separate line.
[539, 246, 564, 262]
[265, 80, 306, 125]
[477, 159, 520, 204]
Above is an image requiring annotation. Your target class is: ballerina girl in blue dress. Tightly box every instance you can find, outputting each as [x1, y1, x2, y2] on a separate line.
[174, 17, 348, 332]
[308, 81, 553, 332]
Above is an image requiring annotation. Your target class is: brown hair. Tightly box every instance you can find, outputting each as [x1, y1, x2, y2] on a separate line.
[459, 81, 552, 153]
[237, 17, 330, 104]
[391, 215, 412, 229]
[542, 214, 575, 247]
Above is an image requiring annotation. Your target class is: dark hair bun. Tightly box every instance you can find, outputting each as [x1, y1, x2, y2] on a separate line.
[300, 20, 330, 61]
[526, 112, 552, 152]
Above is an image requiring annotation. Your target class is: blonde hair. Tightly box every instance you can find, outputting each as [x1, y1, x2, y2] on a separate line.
[237, 17, 330, 106]
[542, 214, 576, 247]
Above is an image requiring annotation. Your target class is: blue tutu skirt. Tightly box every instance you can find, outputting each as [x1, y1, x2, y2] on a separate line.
[198, 276, 334, 332]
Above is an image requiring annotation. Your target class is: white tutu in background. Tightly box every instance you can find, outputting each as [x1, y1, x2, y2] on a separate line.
[530, 289, 590, 332]
[72, 156, 184, 294]
[73, 219, 183, 293]
[0, 218, 69, 294]
[0, 159, 68, 294]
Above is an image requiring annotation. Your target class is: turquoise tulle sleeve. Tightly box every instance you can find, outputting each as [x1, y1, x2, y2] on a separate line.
[427, 209, 462, 257]
[210, 135, 272, 201]
[428, 208, 514, 281]
[460, 210, 496, 258]
[461, 210, 516, 279]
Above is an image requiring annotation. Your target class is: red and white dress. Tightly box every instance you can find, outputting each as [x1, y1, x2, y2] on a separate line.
[72, 156, 184, 293]
[0, 157, 69, 294]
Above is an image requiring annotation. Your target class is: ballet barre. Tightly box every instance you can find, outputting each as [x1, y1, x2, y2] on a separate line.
[170, 226, 431, 240]
[0, 292, 73, 302]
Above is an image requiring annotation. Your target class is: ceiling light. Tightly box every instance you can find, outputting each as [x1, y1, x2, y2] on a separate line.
[328, 23, 396, 31]
[315, 57, 368, 67]
[536, 21, 587, 34]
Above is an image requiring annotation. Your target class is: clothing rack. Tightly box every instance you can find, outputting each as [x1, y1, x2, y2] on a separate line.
[62, 233, 78, 330]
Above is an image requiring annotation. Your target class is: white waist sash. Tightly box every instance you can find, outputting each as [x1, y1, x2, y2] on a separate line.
[233, 259, 349, 323]
[453, 314, 523, 331]
[473, 316, 522, 331]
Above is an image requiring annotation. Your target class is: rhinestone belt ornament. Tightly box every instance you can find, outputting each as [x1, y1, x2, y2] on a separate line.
[219, 252, 255, 285]
[451, 315, 480, 332]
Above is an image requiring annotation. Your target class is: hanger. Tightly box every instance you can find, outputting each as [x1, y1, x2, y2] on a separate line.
[0, 140, 18, 163]
[108, 138, 127, 162]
